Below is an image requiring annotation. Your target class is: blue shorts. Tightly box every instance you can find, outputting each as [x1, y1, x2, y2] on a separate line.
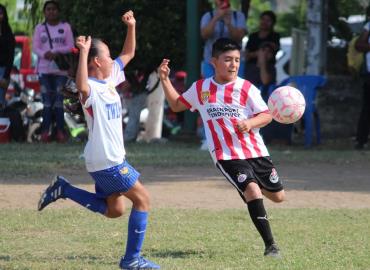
[89, 160, 140, 198]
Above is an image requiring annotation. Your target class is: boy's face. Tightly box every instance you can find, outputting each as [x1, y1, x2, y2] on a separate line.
[96, 43, 114, 79]
[211, 50, 240, 83]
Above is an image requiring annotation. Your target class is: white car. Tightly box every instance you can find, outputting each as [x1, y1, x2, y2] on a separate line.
[275, 37, 292, 83]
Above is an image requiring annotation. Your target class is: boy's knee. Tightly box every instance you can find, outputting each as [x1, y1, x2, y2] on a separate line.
[244, 182, 263, 201]
[106, 204, 126, 218]
[105, 202, 125, 218]
[271, 191, 285, 203]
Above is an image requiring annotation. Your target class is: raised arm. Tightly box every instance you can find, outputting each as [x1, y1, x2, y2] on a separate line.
[158, 59, 188, 112]
[119, 10, 136, 66]
[75, 36, 91, 104]
[223, 12, 246, 43]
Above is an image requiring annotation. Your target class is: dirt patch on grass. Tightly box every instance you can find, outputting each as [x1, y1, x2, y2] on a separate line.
[1, 162, 370, 210]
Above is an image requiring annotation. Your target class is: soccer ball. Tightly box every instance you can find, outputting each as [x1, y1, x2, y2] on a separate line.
[267, 86, 306, 124]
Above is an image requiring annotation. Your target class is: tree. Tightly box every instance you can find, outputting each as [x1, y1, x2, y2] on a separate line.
[25, 0, 186, 71]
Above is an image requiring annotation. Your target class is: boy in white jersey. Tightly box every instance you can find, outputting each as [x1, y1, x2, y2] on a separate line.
[159, 38, 285, 258]
[37, 11, 160, 270]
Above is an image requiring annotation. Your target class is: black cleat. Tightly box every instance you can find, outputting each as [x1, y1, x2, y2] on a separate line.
[264, 243, 281, 258]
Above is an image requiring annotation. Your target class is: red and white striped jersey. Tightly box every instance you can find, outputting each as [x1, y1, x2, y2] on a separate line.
[178, 76, 270, 163]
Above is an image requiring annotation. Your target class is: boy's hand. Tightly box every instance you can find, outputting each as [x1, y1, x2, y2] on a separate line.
[0, 79, 9, 89]
[158, 59, 171, 81]
[236, 119, 252, 133]
[122, 10, 136, 26]
[76, 36, 91, 53]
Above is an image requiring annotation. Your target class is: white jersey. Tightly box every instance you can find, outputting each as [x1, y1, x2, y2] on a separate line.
[179, 77, 270, 163]
[82, 58, 126, 172]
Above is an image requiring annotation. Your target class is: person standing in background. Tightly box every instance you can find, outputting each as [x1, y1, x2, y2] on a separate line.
[354, 5, 370, 150]
[200, 0, 246, 78]
[244, 10, 280, 101]
[0, 4, 15, 112]
[32, 0, 74, 143]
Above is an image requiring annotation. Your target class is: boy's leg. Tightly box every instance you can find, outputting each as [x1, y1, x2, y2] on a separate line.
[38, 175, 107, 215]
[262, 189, 285, 203]
[243, 182, 281, 257]
[216, 160, 280, 257]
[244, 182, 277, 253]
[119, 181, 160, 269]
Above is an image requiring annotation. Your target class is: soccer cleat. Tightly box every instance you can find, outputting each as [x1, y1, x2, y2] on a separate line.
[264, 243, 281, 258]
[38, 176, 69, 211]
[56, 130, 68, 143]
[119, 256, 160, 269]
[40, 132, 50, 143]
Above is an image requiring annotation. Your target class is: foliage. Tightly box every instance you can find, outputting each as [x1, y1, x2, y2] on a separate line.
[1, 208, 370, 269]
[2, 0, 30, 34]
[245, 0, 271, 33]
[24, 0, 186, 71]
[274, 0, 366, 39]
[275, 0, 307, 37]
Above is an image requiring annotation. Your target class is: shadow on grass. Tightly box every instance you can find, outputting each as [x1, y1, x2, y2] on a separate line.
[147, 249, 204, 259]
[0, 255, 11, 261]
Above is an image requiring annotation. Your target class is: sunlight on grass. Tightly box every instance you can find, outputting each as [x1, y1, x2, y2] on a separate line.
[0, 208, 369, 270]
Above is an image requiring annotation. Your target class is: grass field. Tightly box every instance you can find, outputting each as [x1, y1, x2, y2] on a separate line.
[1, 141, 370, 269]
[1, 208, 370, 270]
[0, 141, 369, 178]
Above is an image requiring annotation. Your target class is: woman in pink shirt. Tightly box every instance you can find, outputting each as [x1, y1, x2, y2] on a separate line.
[32, 0, 74, 142]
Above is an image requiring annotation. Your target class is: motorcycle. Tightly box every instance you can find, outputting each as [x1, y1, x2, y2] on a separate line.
[61, 78, 88, 141]
[5, 78, 43, 142]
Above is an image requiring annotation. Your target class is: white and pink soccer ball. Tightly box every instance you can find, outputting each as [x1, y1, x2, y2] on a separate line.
[267, 86, 306, 124]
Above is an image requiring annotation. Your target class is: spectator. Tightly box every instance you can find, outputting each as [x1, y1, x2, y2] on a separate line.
[200, 0, 246, 78]
[354, 5, 370, 150]
[244, 10, 280, 101]
[123, 68, 148, 142]
[32, 0, 74, 143]
[141, 69, 166, 143]
[0, 4, 15, 112]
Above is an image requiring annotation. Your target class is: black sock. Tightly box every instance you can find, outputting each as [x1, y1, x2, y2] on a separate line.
[247, 198, 274, 247]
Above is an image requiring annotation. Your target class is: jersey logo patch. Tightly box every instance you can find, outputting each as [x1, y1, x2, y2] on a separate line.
[237, 173, 247, 183]
[269, 168, 279, 183]
[201, 91, 210, 103]
[120, 167, 129, 175]
[108, 84, 116, 95]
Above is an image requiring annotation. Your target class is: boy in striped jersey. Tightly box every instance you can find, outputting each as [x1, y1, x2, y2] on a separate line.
[159, 38, 285, 258]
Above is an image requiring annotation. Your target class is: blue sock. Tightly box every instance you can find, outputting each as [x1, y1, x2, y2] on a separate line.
[64, 184, 107, 215]
[123, 208, 148, 261]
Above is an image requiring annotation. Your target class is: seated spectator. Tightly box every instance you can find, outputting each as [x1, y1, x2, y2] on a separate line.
[244, 10, 280, 100]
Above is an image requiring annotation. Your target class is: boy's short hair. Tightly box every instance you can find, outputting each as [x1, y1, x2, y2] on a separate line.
[211, 38, 241, 58]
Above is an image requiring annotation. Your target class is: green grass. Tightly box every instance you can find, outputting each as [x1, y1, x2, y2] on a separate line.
[0, 208, 369, 270]
[0, 141, 369, 179]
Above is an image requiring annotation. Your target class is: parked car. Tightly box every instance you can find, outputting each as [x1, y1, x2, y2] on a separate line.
[275, 37, 292, 83]
[7, 35, 40, 99]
